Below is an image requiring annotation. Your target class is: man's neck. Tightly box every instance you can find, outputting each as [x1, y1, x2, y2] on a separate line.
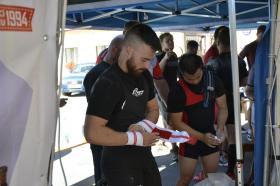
[117, 58, 128, 73]
[103, 55, 114, 65]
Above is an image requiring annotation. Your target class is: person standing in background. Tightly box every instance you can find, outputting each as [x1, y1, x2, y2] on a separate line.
[203, 26, 227, 64]
[239, 25, 266, 70]
[207, 27, 248, 180]
[153, 32, 179, 161]
[95, 21, 139, 65]
[186, 40, 199, 55]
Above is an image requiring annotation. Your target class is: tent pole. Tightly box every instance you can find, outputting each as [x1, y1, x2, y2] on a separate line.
[263, 0, 277, 185]
[228, 0, 244, 185]
[275, 1, 280, 184]
[49, 0, 68, 185]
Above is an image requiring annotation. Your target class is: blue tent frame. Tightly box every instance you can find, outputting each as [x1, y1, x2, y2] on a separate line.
[66, 0, 268, 31]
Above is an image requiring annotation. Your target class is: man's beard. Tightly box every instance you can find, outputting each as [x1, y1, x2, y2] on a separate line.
[126, 57, 145, 77]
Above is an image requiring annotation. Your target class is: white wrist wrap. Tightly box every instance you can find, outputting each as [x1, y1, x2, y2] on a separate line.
[126, 131, 144, 146]
[137, 119, 155, 133]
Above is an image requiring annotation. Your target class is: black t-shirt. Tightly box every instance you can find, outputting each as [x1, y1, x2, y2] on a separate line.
[239, 40, 258, 69]
[207, 52, 248, 92]
[83, 61, 111, 101]
[167, 71, 224, 133]
[207, 52, 248, 123]
[86, 63, 155, 122]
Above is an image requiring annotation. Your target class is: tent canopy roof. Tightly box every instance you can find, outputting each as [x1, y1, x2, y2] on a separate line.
[66, 0, 269, 31]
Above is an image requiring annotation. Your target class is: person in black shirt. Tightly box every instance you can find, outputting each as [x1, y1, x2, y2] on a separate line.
[83, 35, 124, 185]
[84, 35, 124, 101]
[84, 24, 162, 186]
[168, 54, 228, 186]
[207, 27, 248, 179]
[154, 32, 178, 89]
[153, 32, 179, 160]
[186, 40, 199, 55]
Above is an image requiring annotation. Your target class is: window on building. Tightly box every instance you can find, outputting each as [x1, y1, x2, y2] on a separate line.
[96, 45, 108, 56]
[65, 47, 78, 64]
[65, 47, 78, 71]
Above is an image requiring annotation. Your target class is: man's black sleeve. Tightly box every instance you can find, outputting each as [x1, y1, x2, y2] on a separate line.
[214, 75, 226, 98]
[86, 77, 122, 120]
[238, 58, 248, 79]
[167, 84, 185, 113]
[144, 70, 156, 100]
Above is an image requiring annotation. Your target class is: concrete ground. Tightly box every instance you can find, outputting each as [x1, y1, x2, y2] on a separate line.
[53, 140, 253, 186]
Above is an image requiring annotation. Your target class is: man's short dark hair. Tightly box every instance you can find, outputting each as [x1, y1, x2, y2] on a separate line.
[187, 40, 199, 49]
[123, 21, 139, 34]
[159, 32, 173, 43]
[257, 25, 266, 34]
[217, 27, 230, 47]
[214, 26, 227, 40]
[124, 23, 161, 51]
[179, 54, 203, 75]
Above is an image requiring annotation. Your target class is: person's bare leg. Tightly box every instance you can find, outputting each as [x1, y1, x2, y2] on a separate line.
[201, 152, 219, 174]
[176, 155, 197, 186]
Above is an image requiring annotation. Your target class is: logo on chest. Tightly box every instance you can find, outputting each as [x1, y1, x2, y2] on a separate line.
[132, 88, 144, 97]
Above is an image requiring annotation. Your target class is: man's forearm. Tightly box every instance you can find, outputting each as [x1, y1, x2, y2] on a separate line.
[217, 107, 228, 130]
[159, 58, 168, 72]
[145, 108, 159, 124]
[145, 98, 159, 123]
[84, 116, 128, 146]
[154, 79, 169, 107]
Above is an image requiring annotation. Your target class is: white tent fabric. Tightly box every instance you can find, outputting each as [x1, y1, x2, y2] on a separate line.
[270, 1, 280, 185]
[0, 1, 59, 185]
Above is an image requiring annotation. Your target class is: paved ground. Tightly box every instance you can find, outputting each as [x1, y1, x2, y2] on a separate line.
[52, 94, 253, 186]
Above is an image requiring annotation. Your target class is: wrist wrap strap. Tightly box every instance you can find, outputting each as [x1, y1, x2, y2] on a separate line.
[137, 119, 155, 133]
[126, 131, 143, 146]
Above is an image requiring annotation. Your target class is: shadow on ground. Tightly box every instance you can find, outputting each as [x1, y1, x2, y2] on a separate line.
[54, 149, 72, 161]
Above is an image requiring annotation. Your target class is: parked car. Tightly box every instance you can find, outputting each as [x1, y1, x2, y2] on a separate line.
[61, 63, 94, 96]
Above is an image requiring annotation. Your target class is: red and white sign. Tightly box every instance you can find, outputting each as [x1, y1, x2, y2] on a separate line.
[0, 5, 34, 31]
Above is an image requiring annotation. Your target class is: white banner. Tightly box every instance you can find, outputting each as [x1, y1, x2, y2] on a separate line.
[0, 1, 59, 185]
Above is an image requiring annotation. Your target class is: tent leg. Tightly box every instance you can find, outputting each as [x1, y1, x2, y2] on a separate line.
[228, 0, 244, 185]
[49, 0, 68, 186]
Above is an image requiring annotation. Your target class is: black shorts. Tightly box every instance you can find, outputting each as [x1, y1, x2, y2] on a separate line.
[179, 141, 218, 159]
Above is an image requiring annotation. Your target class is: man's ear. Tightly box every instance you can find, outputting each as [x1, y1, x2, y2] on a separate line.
[125, 45, 133, 58]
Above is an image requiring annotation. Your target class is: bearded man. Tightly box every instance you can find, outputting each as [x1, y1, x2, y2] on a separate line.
[84, 24, 162, 186]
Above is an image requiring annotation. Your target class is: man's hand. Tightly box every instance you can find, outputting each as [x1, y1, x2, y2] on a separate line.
[142, 132, 160, 146]
[164, 50, 177, 61]
[128, 124, 145, 133]
[216, 128, 226, 143]
[202, 133, 221, 148]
